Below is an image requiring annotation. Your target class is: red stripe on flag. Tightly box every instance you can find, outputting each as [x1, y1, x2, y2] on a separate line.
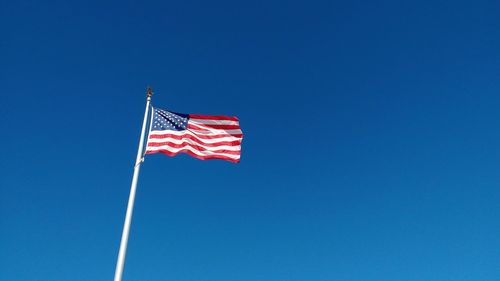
[149, 132, 243, 140]
[146, 149, 240, 163]
[189, 114, 239, 121]
[187, 123, 241, 131]
[147, 142, 241, 155]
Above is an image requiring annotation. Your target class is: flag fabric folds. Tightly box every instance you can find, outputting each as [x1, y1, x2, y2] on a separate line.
[145, 107, 243, 163]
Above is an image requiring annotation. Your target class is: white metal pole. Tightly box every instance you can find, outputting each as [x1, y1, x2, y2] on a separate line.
[114, 87, 153, 281]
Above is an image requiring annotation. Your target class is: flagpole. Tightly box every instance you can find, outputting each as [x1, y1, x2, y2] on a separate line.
[114, 86, 153, 281]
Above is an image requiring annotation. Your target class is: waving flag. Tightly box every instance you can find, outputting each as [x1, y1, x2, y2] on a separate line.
[145, 107, 243, 163]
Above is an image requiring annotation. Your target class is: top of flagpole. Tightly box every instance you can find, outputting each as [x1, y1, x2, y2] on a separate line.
[146, 86, 153, 99]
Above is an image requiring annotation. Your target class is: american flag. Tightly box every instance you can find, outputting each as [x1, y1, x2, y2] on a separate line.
[145, 107, 243, 163]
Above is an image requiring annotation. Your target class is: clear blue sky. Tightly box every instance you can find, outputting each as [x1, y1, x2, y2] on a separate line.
[1, 0, 499, 280]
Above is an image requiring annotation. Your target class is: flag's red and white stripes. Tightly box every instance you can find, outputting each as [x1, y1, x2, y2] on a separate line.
[146, 113, 243, 163]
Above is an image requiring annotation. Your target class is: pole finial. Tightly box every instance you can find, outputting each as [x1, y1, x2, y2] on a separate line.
[146, 86, 153, 98]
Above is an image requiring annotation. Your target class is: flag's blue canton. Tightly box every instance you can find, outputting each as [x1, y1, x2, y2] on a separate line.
[152, 108, 189, 131]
